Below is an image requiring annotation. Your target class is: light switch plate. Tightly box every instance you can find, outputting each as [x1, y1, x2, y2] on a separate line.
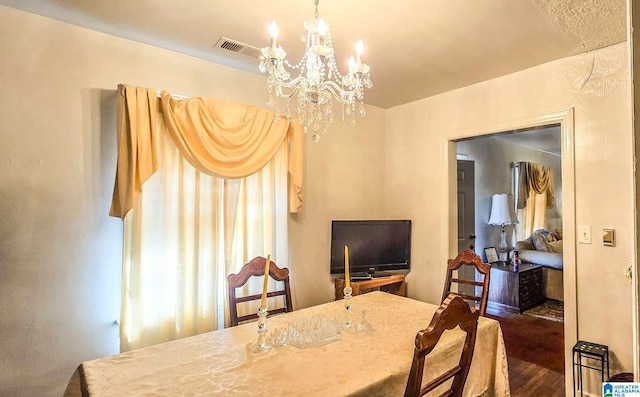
[603, 228, 615, 246]
[578, 225, 591, 244]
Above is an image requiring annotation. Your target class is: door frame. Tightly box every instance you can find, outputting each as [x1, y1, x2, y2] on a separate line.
[456, 159, 476, 254]
[442, 108, 576, 394]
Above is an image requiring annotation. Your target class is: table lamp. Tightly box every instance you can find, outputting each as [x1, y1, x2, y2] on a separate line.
[488, 193, 517, 262]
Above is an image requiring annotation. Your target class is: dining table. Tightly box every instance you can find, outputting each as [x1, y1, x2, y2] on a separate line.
[63, 291, 510, 396]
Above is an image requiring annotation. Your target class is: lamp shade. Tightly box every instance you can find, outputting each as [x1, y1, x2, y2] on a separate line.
[488, 193, 517, 226]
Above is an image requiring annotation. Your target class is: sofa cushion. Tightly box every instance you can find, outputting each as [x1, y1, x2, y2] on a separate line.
[513, 229, 563, 270]
[515, 240, 534, 251]
[517, 250, 563, 270]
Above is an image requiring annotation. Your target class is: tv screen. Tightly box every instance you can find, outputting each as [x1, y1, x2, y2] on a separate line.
[330, 220, 411, 276]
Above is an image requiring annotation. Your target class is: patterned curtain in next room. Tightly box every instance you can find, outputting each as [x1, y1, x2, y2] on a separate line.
[515, 161, 555, 241]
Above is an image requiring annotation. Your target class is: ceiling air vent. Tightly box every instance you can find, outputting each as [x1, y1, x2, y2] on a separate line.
[214, 37, 261, 59]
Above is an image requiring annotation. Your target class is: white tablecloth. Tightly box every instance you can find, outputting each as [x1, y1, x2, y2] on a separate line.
[64, 291, 510, 396]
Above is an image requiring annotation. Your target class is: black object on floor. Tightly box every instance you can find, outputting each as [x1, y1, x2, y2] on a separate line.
[572, 340, 609, 397]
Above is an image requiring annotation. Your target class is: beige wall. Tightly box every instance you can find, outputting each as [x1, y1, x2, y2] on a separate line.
[0, 6, 386, 396]
[289, 107, 387, 309]
[386, 42, 634, 391]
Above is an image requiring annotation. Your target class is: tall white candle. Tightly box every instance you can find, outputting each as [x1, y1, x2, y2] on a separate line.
[260, 255, 271, 308]
[344, 246, 350, 289]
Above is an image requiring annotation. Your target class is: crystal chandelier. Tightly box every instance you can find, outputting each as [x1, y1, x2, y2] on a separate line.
[259, 0, 372, 142]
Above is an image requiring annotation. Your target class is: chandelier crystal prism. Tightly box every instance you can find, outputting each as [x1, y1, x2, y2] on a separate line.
[258, 0, 372, 142]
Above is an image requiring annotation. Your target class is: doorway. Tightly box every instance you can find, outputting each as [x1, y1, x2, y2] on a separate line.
[446, 109, 577, 395]
[456, 125, 565, 390]
[456, 159, 477, 299]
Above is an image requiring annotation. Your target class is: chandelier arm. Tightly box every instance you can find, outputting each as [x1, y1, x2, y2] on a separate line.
[274, 85, 300, 101]
[269, 74, 311, 91]
[321, 80, 363, 104]
[271, 71, 364, 105]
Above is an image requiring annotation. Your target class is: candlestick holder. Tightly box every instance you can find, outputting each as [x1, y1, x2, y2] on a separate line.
[252, 307, 271, 353]
[343, 286, 353, 328]
[356, 309, 375, 334]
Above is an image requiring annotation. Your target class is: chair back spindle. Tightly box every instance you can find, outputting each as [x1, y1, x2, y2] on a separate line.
[404, 293, 480, 397]
[227, 256, 293, 327]
[442, 249, 491, 316]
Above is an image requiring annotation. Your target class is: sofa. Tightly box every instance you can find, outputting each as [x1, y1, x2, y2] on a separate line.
[514, 228, 563, 301]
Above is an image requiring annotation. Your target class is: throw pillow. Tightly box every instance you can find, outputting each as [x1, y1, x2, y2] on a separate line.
[531, 231, 551, 252]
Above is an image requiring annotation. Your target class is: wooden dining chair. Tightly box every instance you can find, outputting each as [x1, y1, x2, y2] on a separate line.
[227, 256, 293, 327]
[404, 293, 480, 397]
[442, 249, 491, 316]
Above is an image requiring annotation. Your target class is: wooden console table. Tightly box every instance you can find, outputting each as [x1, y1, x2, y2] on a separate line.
[334, 274, 406, 300]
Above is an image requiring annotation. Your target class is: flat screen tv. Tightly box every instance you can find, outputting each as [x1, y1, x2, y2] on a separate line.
[330, 220, 412, 276]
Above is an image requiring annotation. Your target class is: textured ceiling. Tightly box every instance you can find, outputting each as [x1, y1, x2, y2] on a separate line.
[0, 0, 627, 109]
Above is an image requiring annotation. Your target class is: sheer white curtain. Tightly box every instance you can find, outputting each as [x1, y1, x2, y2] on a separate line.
[516, 187, 549, 240]
[120, 117, 290, 352]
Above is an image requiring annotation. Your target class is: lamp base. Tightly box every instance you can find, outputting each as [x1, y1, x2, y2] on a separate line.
[498, 227, 508, 263]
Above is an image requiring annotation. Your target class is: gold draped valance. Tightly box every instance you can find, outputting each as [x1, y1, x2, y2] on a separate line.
[109, 84, 304, 219]
[516, 162, 555, 209]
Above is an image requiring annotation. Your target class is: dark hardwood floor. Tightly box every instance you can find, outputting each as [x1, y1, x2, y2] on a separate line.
[487, 307, 566, 396]
[508, 356, 565, 397]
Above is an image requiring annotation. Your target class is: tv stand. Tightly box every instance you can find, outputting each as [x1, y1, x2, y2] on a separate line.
[350, 275, 373, 281]
[334, 274, 406, 300]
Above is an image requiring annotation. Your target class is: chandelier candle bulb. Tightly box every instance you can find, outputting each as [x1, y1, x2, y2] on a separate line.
[269, 21, 279, 49]
[317, 18, 326, 45]
[344, 246, 350, 288]
[356, 40, 364, 63]
[260, 255, 271, 308]
[348, 56, 356, 75]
